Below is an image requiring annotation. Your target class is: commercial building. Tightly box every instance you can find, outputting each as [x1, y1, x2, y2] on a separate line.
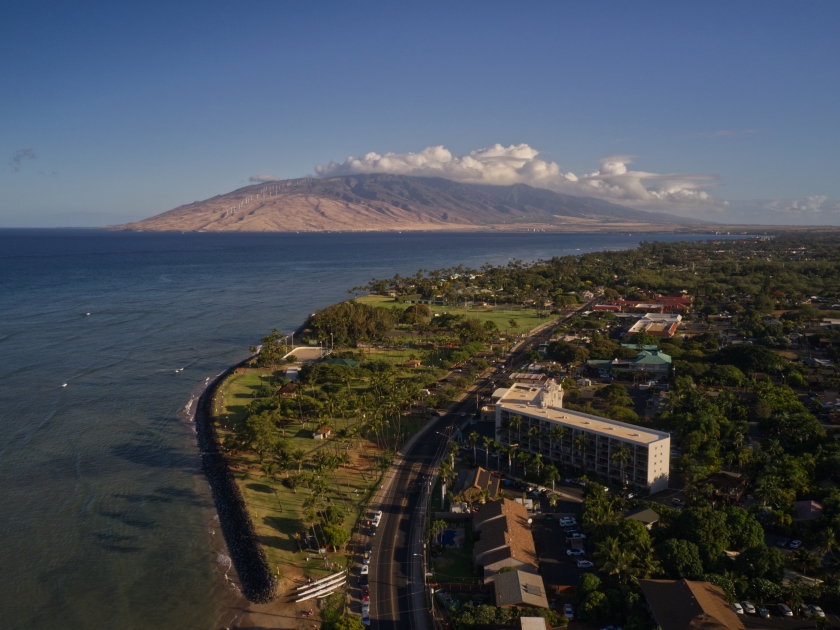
[495, 380, 670, 492]
[587, 349, 672, 375]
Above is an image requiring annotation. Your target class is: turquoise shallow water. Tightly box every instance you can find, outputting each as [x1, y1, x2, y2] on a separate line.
[0, 229, 733, 629]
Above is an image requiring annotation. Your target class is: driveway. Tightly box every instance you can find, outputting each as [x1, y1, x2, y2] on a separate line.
[532, 518, 595, 588]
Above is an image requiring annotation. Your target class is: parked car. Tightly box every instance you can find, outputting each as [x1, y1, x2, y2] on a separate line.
[361, 585, 370, 597]
[359, 575, 369, 587]
[364, 542, 373, 553]
[577, 560, 594, 569]
[564, 478, 576, 484]
[566, 549, 585, 556]
[740, 601, 755, 615]
[559, 517, 577, 526]
[757, 606, 770, 619]
[790, 540, 802, 549]
[777, 604, 793, 617]
[798, 604, 812, 617]
[731, 603, 744, 615]
[360, 565, 369, 575]
[671, 498, 686, 508]
[809, 605, 825, 618]
[564, 604, 574, 620]
[567, 532, 586, 540]
[362, 556, 371, 565]
[362, 612, 370, 626]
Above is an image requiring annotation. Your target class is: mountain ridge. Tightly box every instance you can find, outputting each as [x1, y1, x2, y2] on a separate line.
[116, 174, 708, 232]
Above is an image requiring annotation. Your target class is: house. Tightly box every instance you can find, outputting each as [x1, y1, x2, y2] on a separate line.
[405, 359, 422, 369]
[312, 426, 331, 440]
[705, 471, 747, 504]
[519, 618, 550, 630]
[638, 579, 745, 630]
[473, 499, 539, 581]
[453, 467, 501, 503]
[793, 500, 823, 522]
[624, 507, 660, 530]
[493, 570, 549, 609]
[278, 382, 297, 398]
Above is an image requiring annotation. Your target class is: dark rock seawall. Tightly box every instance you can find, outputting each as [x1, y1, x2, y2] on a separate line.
[195, 360, 278, 603]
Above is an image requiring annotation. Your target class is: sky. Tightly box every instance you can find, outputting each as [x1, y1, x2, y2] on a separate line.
[2, 1, 839, 227]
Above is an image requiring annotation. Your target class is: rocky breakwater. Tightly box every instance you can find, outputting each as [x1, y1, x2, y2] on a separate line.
[195, 359, 277, 603]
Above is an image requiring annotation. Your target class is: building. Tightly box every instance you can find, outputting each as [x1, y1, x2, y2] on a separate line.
[473, 499, 539, 581]
[312, 426, 331, 440]
[624, 507, 660, 530]
[705, 471, 747, 505]
[493, 570, 549, 609]
[638, 579, 745, 630]
[793, 500, 823, 522]
[495, 380, 670, 492]
[453, 467, 502, 503]
[593, 294, 693, 314]
[624, 318, 680, 339]
[587, 349, 672, 375]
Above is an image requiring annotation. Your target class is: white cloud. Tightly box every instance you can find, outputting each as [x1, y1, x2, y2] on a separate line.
[315, 144, 724, 211]
[725, 196, 840, 225]
[249, 174, 280, 182]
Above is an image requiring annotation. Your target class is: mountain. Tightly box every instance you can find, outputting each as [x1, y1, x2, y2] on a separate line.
[116, 174, 705, 232]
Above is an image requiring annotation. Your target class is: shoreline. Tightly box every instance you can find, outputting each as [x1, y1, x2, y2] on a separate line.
[193, 354, 278, 604]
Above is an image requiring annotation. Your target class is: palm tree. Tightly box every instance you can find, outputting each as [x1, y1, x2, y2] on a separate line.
[550, 425, 566, 465]
[815, 526, 840, 561]
[548, 494, 558, 510]
[528, 426, 540, 455]
[482, 436, 493, 469]
[517, 451, 531, 477]
[543, 465, 560, 491]
[468, 432, 480, 464]
[575, 433, 587, 472]
[429, 519, 447, 546]
[449, 442, 460, 468]
[532, 453, 544, 476]
[260, 461, 277, 483]
[291, 448, 305, 472]
[510, 415, 523, 446]
[610, 444, 632, 488]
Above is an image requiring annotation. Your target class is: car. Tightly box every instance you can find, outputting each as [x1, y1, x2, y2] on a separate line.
[671, 498, 686, 507]
[731, 603, 744, 615]
[362, 602, 370, 613]
[567, 532, 586, 540]
[362, 593, 370, 602]
[559, 517, 577, 526]
[360, 565, 369, 575]
[790, 539, 802, 549]
[364, 542, 373, 553]
[564, 477, 576, 484]
[362, 555, 371, 564]
[564, 604, 574, 620]
[362, 612, 370, 626]
[361, 585, 370, 597]
[369, 525, 377, 536]
[359, 575, 369, 587]
[577, 560, 595, 569]
[626, 492, 636, 500]
[776, 538, 789, 547]
[798, 604, 812, 617]
[740, 601, 756, 615]
[600, 626, 622, 630]
[757, 606, 770, 619]
[809, 605, 825, 618]
[566, 549, 585, 556]
[777, 604, 793, 617]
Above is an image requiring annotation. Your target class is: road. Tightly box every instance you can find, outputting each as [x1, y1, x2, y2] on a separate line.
[368, 304, 591, 630]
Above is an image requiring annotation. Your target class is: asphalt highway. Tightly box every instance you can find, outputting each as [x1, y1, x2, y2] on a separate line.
[368, 304, 592, 630]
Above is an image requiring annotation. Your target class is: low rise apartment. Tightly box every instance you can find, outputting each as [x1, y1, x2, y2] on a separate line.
[495, 380, 670, 492]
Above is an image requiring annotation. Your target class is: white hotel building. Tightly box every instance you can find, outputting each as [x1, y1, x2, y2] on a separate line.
[495, 380, 670, 493]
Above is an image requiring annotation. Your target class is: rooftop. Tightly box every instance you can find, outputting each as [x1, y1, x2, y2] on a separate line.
[638, 579, 745, 630]
[498, 398, 669, 445]
[493, 570, 549, 608]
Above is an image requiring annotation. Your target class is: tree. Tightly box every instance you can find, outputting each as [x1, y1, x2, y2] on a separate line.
[611, 443, 632, 487]
[658, 539, 704, 579]
[715, 344, 781, 374]
[291, 448, 305, 472]
[482, 436, 493, 469]
[580, 591, 610, 624]
[246, 411, 279, 462]
[321, 524, 350, 551]
[429, 519, 447, 545]
[671, 507, 730, 567]
[332, 616, 365, 630]
[468, 431, 480, 464]
[547, 341, 589, 363]
[734, 545, 785, 581]
[723, 507, 765, 551]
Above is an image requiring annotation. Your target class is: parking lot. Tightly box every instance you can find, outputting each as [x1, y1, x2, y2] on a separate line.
[532, 517, 595, 587]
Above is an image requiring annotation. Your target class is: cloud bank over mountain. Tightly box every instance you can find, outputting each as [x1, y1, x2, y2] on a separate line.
[315, 144, 725, 214]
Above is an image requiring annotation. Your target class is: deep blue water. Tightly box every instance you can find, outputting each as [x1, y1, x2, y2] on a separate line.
[0, 229, 735, 629]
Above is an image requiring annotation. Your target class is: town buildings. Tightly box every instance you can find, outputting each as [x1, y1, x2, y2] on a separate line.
[495, 380, 670, 492]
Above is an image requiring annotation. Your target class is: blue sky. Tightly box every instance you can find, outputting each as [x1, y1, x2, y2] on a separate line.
[2, 1, 839, 226]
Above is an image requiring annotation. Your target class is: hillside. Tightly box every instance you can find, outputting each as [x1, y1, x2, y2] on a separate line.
[116, 174, 706, 232]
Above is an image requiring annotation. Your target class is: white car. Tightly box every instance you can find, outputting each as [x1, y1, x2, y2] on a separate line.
[577, 559, 594, 569]
[809, 605, 825, 618]
[559, 517, 577, 526]
[360, 565, 369, 575]
[790, 539, 802, 549]
[740, 601, 755, 615]
[564, 604, 574, 620]
[731, 603, 744, 615]
[567, 532, 586, 540]
[566, 549, 585, 556]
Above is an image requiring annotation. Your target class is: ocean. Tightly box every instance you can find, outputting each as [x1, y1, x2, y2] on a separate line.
[0, 229, 734, 629]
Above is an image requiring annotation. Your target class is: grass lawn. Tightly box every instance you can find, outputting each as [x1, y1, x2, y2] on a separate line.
[431, 522, 477, 583]
[357, 295, 554, 334]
